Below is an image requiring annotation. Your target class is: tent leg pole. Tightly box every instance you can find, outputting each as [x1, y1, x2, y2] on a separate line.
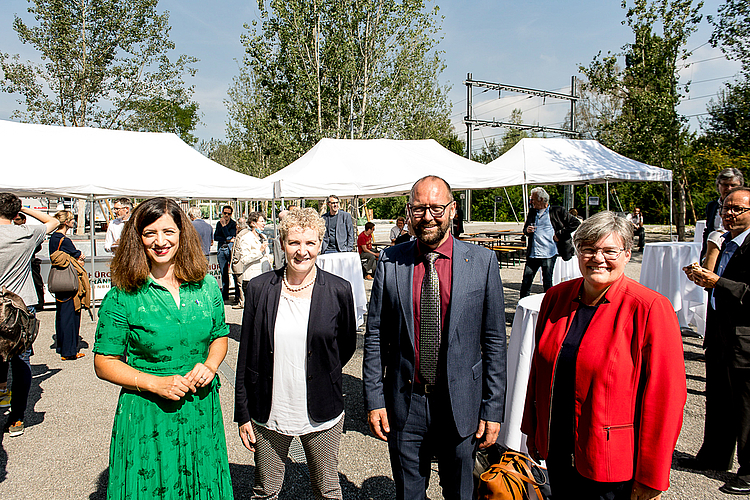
[606, 180, 610, 211]
[89, 195, 97, 320]
[670, 180, 674, 241]
[585, 184, 590, 219]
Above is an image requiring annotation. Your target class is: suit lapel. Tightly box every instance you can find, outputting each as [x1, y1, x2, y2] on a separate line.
[447, 240, 470, 343]
[265, 272, 283, 348]
[395, 242, 416, 344]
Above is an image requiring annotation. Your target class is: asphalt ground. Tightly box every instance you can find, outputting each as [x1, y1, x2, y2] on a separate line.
[0, 222, 732, 499]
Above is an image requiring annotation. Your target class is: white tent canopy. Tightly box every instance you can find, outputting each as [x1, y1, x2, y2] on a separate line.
[0, 120, 269, 199]
[485, 138, 673, 185]
[264, 137, 522, 199]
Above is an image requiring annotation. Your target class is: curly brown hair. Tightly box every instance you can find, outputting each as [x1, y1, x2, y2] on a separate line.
[110, 197, 207, 292]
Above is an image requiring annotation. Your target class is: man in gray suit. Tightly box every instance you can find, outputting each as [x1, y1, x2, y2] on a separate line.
[363, 175, 506, 500]
[321, 195, 356, 253]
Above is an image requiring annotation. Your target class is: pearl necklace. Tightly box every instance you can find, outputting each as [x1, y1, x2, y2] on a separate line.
[283, 267, 316, 292]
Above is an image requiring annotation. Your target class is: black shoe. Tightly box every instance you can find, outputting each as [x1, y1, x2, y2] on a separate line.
[677, 456, 730, 471]
[721, 476, 750, 495]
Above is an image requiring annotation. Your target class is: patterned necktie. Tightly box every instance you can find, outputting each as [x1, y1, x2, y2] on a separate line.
[420, 252, 441, 385]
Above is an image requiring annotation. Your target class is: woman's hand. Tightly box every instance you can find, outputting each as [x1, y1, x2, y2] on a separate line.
[153, 374, 196, 400]
[185, 362, 216, 389]
[238, 422, 256, 451]
[631, 481, 662, 500]
[77, 255, 86, 264]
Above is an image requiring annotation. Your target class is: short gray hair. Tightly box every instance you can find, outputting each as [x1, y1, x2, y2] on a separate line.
[236, 217, 248, 231]
[187, 206, 202, 219]
[573, 211, 634, 252]
[531, 187, 550, 204]
[716, 168, 744, 190]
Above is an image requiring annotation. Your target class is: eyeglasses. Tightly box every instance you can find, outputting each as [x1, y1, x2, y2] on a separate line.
[222, 211, 232, 216]
[578, 247, 626, 260]
[328, 201, 339, 206]
[408, 202, 453, 218]
[720, 206, 750, 216]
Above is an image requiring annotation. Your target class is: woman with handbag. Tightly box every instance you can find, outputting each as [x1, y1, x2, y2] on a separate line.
[235, 207, 356, 499]
[49, 210, 86, 361]
[231, 218, 250, 309]
[522, 212, 686, 500]
[93, 197, 232, 499]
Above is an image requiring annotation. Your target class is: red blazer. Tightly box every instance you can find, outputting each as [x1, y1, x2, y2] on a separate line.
[521, 275, 686, 491]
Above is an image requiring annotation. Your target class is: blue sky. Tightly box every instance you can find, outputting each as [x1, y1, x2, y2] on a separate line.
[0, 0, 741, 155]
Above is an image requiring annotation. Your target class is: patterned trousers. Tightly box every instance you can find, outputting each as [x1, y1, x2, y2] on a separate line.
[252, 417, 344, 500]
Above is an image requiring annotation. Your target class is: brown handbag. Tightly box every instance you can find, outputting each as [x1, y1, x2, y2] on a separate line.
[477, 451, 548, 500]
[48, 237, 79, 294]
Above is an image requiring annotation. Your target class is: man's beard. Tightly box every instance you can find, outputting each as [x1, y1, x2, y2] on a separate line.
[414, 218, 450, 246]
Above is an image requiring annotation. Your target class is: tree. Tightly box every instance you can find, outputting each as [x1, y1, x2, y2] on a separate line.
[226, 0, 453, 176]
[0, 0, 199, 143]
[710, 0, 750, 76]
[580, 0, 703, 239]
[703, 78, 750, 155]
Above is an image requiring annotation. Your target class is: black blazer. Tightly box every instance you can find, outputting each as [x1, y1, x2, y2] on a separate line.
[234, 266, 357, 425]
[523, 205, 580, 261]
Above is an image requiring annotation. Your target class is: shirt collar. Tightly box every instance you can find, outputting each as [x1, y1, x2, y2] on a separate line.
[729, 225, 750, 248]
[416, 234, 454, 260]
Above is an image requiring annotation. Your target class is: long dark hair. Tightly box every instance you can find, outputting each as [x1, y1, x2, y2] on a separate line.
[110, 197, 207, 292]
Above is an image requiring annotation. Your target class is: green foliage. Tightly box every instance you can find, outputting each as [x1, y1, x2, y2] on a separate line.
[0, 0, 199, 141]
[710, 0, 750, 76]
[579, 0, 703, 236]
[703, 78, 750, 155]
[367, 196, 407, 219]
[225, 0, 454, 177]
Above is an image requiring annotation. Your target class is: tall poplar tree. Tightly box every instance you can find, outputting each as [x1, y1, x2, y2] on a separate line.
[581, 0, 703, 237]
[225, 0, 452, 177]
[0, 0, 200, 144]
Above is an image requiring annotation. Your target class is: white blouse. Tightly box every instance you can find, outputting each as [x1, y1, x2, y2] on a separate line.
[255, 290, 343, 435]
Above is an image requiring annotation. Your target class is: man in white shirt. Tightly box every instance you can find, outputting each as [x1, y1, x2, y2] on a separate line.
[104, 198, 132, 253]
[0, 192, 59, 437]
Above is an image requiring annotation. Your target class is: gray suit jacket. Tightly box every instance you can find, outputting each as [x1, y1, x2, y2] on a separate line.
[363, 237, 507, 437]
[321, 211, 356, 253]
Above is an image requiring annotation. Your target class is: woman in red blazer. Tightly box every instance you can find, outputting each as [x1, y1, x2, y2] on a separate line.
[522, 211, 686, 500]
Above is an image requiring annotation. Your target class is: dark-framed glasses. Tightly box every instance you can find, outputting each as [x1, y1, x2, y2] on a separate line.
[408, 201, 453, 218]
[720, 205, 750, 216]
[578, 247, 625, 260]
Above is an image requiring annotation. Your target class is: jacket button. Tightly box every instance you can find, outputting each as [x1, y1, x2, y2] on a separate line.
[408, 379, 412, 385]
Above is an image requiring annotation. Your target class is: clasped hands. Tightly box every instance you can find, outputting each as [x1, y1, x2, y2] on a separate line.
[682, 262, 719, 289]
[154, 362, 216, 401]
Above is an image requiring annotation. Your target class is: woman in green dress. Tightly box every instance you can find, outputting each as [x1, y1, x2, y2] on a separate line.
[93, 197, 233, 499]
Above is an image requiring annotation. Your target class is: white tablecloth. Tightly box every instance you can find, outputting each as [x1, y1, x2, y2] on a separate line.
[317, 252, 368, 327]
[497, 293, 545, 453]
[639, 241, 707, 335]
[552, 256, 582, 285]
[694, 220, 706, 244]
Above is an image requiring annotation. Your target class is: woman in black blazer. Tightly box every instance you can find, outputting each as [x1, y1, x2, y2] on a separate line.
[235, 207, 356, 500]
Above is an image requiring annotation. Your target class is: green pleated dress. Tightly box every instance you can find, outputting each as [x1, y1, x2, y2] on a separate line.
[94, 275, 233, 500]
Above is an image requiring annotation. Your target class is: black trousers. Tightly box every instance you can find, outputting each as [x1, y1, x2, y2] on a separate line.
[55, 295, 81, 358]
[546, 455, 631, 500]
[696, 342, 736, 470]
[634, 227, 645, 249]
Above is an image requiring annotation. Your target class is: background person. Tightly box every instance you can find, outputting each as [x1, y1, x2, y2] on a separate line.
[321, 195, 356, 253]
[214, 205, 240, 302]
[701, 168, 744, 270]
[363, 175, 506, 500]
[234, 212, 272, 309]
[231, 217, 250, 309]
[390, 216, 407, 244]
[682, 187, 750, 495]
[93, 197, 232, 499]
[519, 187, 580, 298]
[188, 206, 213, 256]
[358, 221, 378, 280]
[49, 210, 87, 361]
[627, 207, 646, 251]
[104, 197, 132, 253]
[235, 207, 356, 500]
[0, 192, 59, 437]
[522, 211, 686, 500]
[13, 212, 45, 310]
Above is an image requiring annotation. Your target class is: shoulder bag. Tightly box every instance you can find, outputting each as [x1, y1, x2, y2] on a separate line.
[48, 237, 80, 294]
[0, 286, 40, 361]
[477, 450, 549, 500]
